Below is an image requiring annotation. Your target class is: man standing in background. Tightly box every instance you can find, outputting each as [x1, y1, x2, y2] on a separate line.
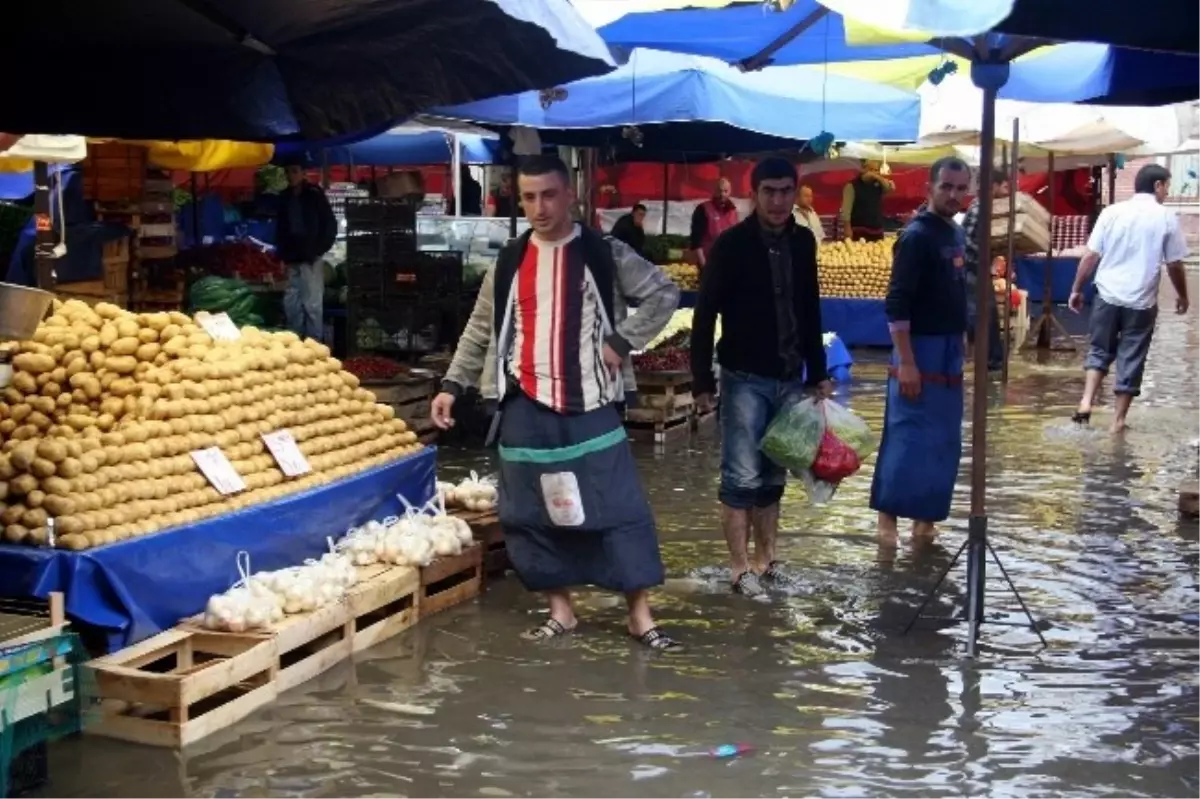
[277, 163, 338, 342]
[793, 185, 825, 250]
[689, 178, 739, 268]
[840, 159, 894, 242]
[961, 171, 1010, 372]
[691, 157, 831, 598]
[1069, 162, 1190, 434]
[871, 157, 971, 549]
[610, 203, 648, 257]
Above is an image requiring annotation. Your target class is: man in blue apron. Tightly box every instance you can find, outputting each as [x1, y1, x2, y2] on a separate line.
[431, 155, 683, 651]
[870, 157, 971, 548]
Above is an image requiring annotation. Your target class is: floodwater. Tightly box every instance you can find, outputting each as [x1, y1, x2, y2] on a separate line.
[42, 276, 1199, 798]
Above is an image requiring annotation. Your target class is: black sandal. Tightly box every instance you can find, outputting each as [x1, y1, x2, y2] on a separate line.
[631, 626, 685, 653]
[1071, 410, 1091, 425]
[521, 618, 574, 641]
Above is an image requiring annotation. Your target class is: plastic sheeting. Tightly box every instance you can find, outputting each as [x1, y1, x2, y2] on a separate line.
[140, 140, 275, 171]
[1016, 256, 1095, 304]
[0, 449, 436, 653]
[819, 298, 892, 348]
[0, 0, 615, 141]
[319, 130, 501, 167]
[432, 48, 920, 149]
[597, 3, 1199, 106]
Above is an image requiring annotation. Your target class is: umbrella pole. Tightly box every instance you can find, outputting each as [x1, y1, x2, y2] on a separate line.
[32, 161, 56, 291]
[904, 68, 1045, 658]
[1003, 119, 1019, 384]
[452, 133, 463, 217]
[508, 161, 518, 239]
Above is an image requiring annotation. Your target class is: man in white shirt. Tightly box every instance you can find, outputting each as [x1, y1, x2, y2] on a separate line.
[1068, 163, 1190, 434]
[792, 185, 825, 248]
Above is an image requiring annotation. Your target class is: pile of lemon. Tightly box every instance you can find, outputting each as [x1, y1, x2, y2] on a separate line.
[817, 237, 897, 299]
[661, 262, 699, 291]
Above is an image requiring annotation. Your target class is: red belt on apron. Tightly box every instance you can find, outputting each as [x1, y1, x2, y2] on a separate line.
[887, 366, 964, 386]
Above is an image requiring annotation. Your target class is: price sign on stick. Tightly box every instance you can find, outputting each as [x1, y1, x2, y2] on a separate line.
[191, 447, 246, 494]
[198, 312, 241, 342]
[261, 430, 312, 477]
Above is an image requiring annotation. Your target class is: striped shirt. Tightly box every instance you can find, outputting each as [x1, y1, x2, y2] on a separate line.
[508, 227, 617, 413]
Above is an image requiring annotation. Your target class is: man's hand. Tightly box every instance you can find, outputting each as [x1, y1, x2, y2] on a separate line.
[430, 392, 456, 430]
[602, 343, 624, 378]
[1068, 291, 1085, 314]
[1176, 295, 1190, 315]
[815, 380, 834, 399]
[696, 392, 715, 414]
[896, 362, 921, 399]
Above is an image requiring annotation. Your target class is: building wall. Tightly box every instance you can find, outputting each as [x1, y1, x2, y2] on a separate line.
[1115, 156, 1199, 251]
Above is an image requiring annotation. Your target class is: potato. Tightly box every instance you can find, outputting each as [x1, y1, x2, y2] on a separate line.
[4, 524, 29, 544]
[106, 355, 138, 375]
[124, 443, 151, 463]
[29, 458, 56, 479]
[84, 531, 107, 548]
[10, 473, 38, 496]
[56, 457, 83, 480]
[136, 342, 161, 362]
[88, 351, 106, 371]
[27, 411, 51, 431]
[1, 504, 26, 526]
[58, 533, 89, 551]
[13, 352, 56, 375]
[95, 413, 115, 432]
[115, 318, 140, 339]
[169, 311, 192, 327]
[0, 419, 14, 437]
[43, 495, 76, 517]
[80, 334, 102, 354]
[11, 371, 38, 394]
[108, 337, 139, 357]
[21, 507, 48, 528]
[137, 327, 159, 345]
[42, 476, 71, 496]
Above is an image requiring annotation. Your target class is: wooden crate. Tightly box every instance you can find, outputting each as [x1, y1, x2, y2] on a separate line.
[419, 544, 483, 618]
[346, 564, 420, 652]
[87, 628, 279, 748]
[451, 508, 507, 577]
[364, 374, 437, 435]
[102, 236, 132, 293]
[627, 370, 696, 444]
[270, 602, 354, 693]
[83, 143, 149, 203]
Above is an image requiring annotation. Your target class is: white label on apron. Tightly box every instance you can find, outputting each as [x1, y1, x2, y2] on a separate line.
[540, 472, 585, 527]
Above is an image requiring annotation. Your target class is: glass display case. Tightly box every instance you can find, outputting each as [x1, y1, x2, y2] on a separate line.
[416, 215, 530, 286]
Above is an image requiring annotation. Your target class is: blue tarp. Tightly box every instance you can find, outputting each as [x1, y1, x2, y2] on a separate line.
[0, 449, 436, 653]
[322, 131, 501, 166]
[598, 3, 1199, 105]
[1, 0, 615, 140]
[431, 48, 920, 149]
[820, 298, 892, 349]
[1016, 255, 1095, 304]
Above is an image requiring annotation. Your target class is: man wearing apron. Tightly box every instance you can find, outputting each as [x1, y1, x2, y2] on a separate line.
[689, 178, 739, 268]
[431, 155, 683, 651]
[870, 157, 971, 548]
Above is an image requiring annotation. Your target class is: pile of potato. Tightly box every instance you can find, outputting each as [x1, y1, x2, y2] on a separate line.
[0, 301, 422, 551]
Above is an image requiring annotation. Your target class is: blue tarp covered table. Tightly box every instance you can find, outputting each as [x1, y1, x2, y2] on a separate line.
[820, 298, 892, 348]
[1016, 255, 1094, 304]
[0, 448, 435, 653]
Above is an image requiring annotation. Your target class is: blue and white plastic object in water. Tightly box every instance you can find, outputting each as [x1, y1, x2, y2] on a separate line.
[710, 743, 754, 758]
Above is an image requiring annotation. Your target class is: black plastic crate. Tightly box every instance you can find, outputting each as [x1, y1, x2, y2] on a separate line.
[344, 261, 387, 291]
[381, 251, 463, 298]
[345, 230, 418, 262]
[344, 198, 417, 232]
[347, 292, 461, 355]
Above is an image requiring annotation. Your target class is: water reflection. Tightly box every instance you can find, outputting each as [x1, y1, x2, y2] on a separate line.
[40, 279, 1199, 798]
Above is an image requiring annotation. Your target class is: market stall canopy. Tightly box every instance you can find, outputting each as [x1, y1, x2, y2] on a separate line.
[0, 0, 616, 141]
[428, 48, 920, 152]
[281, 123, 500, 167]
[990, 0, 1199, 56]
[595, 1, 1199, 105]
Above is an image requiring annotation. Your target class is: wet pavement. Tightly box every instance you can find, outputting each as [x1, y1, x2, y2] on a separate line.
[42, 276, 1199, 798]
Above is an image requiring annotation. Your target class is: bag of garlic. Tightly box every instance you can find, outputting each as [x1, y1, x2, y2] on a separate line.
[202, 550, 284, 632]
[454, 471, 498, 512]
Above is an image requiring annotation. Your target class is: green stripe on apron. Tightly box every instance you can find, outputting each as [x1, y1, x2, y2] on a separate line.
[498, 426, 628, 464]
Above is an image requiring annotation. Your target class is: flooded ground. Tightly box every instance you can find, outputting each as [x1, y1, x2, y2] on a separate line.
[43, 277, 1199, 798]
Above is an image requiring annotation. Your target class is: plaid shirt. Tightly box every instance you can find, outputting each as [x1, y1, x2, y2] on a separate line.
[961, 199, 982, 276]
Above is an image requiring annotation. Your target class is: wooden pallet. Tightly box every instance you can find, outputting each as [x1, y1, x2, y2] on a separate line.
[419, 544, 483, 618]
[627, 370, 697, 444]
[346, 564, 420, 652]
[692, 409, 718, 432]
[450, 508, 507, 577]
[270, 601, 354, 693]
[87, 628, 279, 748]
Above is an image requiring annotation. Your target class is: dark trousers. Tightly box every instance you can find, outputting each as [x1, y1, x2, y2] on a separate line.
[1084, 296, 1157, 396]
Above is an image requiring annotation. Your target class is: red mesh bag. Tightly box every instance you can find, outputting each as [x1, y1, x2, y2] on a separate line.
[810, 427, 862, 483]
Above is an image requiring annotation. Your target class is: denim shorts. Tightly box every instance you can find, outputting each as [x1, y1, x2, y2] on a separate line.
[719, 370, 806, 510]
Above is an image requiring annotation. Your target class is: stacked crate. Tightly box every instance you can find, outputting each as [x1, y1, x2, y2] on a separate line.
[344, 198, 463, 360]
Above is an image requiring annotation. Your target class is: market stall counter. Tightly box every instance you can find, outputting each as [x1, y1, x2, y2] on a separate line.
[0, 449, 435, 654]
[1016, 254, 1094, 304]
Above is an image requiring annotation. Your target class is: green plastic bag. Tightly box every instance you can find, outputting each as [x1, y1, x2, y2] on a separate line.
[760, 397, 825, 473]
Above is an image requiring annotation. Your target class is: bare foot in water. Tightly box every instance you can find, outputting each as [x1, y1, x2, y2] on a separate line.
[877, 512, 899, 549]
[912, 521, 938, 546]
[1110, 420, 1129, 435]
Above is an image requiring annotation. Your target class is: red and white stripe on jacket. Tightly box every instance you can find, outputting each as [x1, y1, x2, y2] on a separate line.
[508, 228, 617, 413]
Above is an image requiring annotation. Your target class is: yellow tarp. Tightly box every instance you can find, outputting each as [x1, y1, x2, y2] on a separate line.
[120, 140, 274, 171]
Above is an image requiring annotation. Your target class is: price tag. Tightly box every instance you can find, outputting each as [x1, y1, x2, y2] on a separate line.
[199, 312, 241, 342]
[261, 430, 312, 477]
[190, 447, 246, 495]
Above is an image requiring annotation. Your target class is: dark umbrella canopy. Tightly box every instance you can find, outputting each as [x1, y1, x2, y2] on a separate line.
[994, 0, 1199, 55]
[0, 0, 615, 141]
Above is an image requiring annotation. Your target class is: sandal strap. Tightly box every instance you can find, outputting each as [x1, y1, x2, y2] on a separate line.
[528, 618, 569, 639]
[636, 626, 682, 651]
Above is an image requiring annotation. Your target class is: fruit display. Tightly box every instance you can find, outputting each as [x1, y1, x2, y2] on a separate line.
[343, 355, 407, 381]
[176, 242, 286, 284]
[643, 309, 721, 353]
[632, 346, 689, 373]
[0, 300, 423, 551]
[643, 234, 691, 265]
[662, 262, 699, 291]
[817, 236, 897, 299]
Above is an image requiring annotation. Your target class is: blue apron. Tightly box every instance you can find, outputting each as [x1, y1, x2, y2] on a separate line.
[869, 335, 964, 522]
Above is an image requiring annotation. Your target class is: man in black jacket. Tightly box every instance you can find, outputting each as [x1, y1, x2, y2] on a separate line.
[691, 157, 832, 598]
[277, 164, 337, 340]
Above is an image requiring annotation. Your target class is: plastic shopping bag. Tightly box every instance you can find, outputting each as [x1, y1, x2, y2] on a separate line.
[810, 400, 877, 483]
[760, 397, 825, 473]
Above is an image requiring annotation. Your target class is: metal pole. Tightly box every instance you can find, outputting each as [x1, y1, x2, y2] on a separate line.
[32, 161, 56, 290]
[452, 133, 463, 217]
[508, 161, 518, 239]
[661, 162, 670, 236]
[1003, 119, 1019, 384]
[1037, 152, 1056, 348]
[1106, 154, 1117, 207]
